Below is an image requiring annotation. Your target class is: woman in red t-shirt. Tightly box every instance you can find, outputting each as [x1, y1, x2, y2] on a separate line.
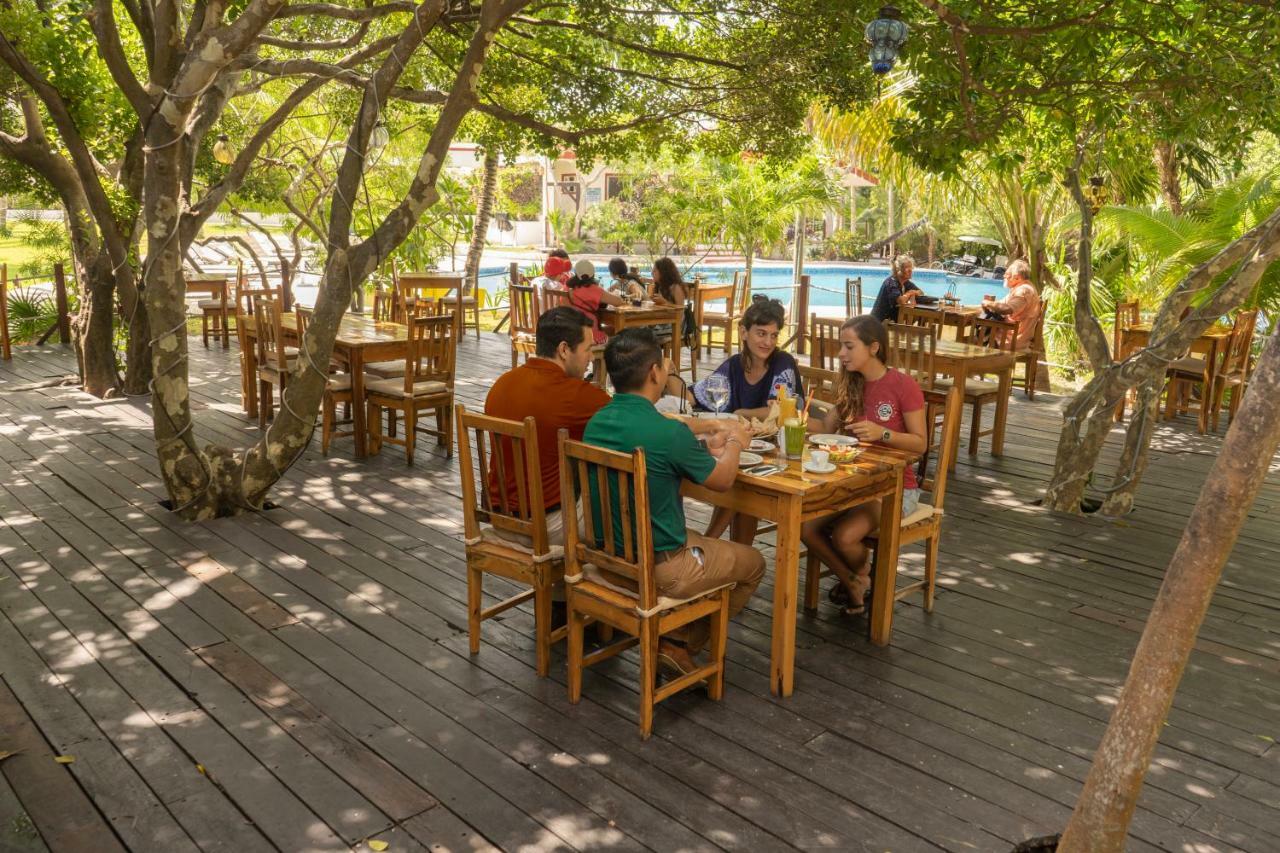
[802, 315, 928, 615]
[565, 259, 624, 345]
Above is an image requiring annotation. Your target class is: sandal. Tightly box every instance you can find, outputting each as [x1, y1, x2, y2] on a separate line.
[827, 582, 851, 606]
[840, 576, 871, 617]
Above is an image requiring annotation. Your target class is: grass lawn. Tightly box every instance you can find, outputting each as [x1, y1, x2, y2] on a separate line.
[0, 221, 63, 272]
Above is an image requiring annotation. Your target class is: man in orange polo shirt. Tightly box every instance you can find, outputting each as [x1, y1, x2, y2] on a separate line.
[485, 307, 611, 545]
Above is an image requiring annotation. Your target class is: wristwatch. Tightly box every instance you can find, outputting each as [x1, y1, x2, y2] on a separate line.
[881, 428, 892, 443]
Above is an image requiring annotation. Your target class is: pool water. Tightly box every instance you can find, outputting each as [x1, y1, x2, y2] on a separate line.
[690, 262, 1003, 314]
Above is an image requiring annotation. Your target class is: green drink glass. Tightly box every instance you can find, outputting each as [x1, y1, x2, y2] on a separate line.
[783, 418, 805, 459]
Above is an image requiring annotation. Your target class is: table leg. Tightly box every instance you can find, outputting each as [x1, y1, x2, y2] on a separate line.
[349, 346, 368, 457]
[673, 309, 684, 376]
[948, 363, 969, 472]
[770, 495, 802, 697]
[869, 469, 905, 646]
[992, 363, 1013, 456]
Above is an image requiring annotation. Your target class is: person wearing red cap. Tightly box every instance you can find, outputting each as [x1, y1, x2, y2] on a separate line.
[544, 249, 572, 284]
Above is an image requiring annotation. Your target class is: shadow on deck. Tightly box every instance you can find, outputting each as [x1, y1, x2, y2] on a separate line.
[0, 335, 1277, 852]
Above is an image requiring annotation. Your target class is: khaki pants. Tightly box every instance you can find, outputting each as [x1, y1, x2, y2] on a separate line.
[491, 508, 567, 548]
[653, 531, 765, 653]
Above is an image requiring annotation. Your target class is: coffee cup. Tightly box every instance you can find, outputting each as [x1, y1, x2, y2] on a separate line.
[641, 300, 654, 308]
[810, 449, 830, 468]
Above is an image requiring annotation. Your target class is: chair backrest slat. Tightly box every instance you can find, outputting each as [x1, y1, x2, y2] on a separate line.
[454, 406, 549, 554]
[249, 288, 287, 370]
[406, 315, 456, 394]
[899, 306, 943, 338]
[886, 322, 937, 389]
[373, 288, 396, 322]
[509, 284, 541, 340]
[967, 315, 1018, 353]
[927, 385, 964, 511]
[733, 270, 752, 315]
[845, 276, 863, 316]
[1223, 309, 1259, 378]
[559, 431, 657, 611]
[1114, 300, 1140, 357]
[809, 314, 843, 371]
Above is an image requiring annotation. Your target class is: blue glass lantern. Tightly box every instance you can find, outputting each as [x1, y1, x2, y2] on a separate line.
[865, 6, 909, 75]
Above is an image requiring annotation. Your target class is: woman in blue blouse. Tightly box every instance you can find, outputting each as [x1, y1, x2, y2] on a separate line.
[692, 296, 803, 543]
[870, 254, 924, 323]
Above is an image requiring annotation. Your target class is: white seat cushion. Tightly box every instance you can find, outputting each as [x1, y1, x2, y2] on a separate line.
[364, 360, 406, 378]
[866, 503, 939, 540]
[198, 299, 229, 310]
[326, 373, 352, 392]
[469, 524, 564, 563]
[934, 376, 1001, 396]
[365, 376, 449, 398]
[567, 563, 735, 617]
[1168, 357, 1207, 376]
[512, 331, 536, 343]
[439, 295, 477, 305]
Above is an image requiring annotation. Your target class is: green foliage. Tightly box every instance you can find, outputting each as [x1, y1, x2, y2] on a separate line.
[4, 285, 56, 343]
[819, 229, 869, 261]
[496, 163, 542, 221]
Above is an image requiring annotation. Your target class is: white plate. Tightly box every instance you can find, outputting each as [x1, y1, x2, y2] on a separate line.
[737, 451, 763, 467]
[749, 439, 774, 452]
[809, 434, 858, 447]
[803, 460, 838, 474]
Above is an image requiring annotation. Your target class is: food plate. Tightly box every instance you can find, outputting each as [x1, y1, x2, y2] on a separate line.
[809, 434, 857, 446]
[802, 460, 837, 474]
[748, 439, 774, 452]
[737, 451, 763, 467]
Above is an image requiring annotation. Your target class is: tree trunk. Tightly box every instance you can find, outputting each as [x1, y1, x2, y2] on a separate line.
[1153, 141, 1182, 215]
[71, 252, 121, 397]
[1098, 375, 1163, 516]
[464, 149, 499, 302]
[1042, 378, 1119, 511]
[1058, 327, 1280, 851]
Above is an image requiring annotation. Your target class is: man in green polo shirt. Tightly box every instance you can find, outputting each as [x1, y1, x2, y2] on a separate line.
[583, 328, 765, 676]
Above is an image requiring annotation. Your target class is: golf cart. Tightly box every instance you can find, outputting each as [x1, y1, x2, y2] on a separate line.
[941, 235, 1006, 278]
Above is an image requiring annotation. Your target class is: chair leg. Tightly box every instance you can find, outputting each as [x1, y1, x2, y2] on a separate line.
[321, 391, 333, 454]
[1228, 383, 1244, 425]
[923, 534, 940, 613]
[638, 618, 658, 739]
[467, 564, 483, 656]
[444, 404, 454, 458]
[202, 316, 210, 347]
[803, 550, 821, 612]
[706, 593, 730, 701]
[566, 600, 585, 704]
[968, 400, 983, 455]
[511, 350, 518, 369]
[258, 380, 271, 429]
[367, 401, 382, 454]
[404, 407, 416, 464]
[533, 582, 553, 677]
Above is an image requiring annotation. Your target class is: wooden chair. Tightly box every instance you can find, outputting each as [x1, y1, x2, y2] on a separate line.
[845, 276, 863, 317]
[456, 405, 567, 676]
[193, 275, 231, 349]
[935, 316, 1017, 456]
[886, 322, 936, 390]
[1016, 303, 1047, 400]
[250, 288, 292, 429]
[296, 306, 357, 454]
[508, 283, 541, 369]
[399, 270, 467, 334]
[693, 280, 736, 370]
[1208, 309, 1259, 432]
[1166, 309, 1257, 433]
[887, 322, 942, 486]
[366, 315, 456, 463]
[558, 431, 732, 739]
[695, 278, 738, 356]
[1113, 300, 1141, 420]
[441, 275, 482, 339]
[899, 305, 943, 339]
[803, 384, 963, 616]
[372, 287, 396, 322]
[809, 314, 844, 370]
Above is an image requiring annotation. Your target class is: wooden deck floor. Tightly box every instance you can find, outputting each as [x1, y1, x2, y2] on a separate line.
[0, 333, 1277, 853]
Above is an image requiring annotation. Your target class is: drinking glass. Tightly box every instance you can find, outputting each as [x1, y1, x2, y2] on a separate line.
[783, 418, 805, 458]
[704, 374, 730, 416]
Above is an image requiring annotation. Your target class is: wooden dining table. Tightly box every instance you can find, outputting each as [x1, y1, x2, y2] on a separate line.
[933, 338, 1017, 458]
[187, 275, 231, 349]
[599, 303, 684, 378]
[1120, 322, 1233, 433]
[241, 312, 410, 458]
[681, 439, 914, 696]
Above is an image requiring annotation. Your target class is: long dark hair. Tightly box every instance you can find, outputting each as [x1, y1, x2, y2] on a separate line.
[651, 257, 684, 302]
[608, 258, 641, 282]
[739, 296, 785, 372]
[834, 315, 888, 427]
[566, 272, 597, 290]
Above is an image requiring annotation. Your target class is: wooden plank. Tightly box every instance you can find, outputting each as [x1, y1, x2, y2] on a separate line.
[0, 767, 50, 853]
[0, 679, 125, 853]
[197, 640, 438, 821]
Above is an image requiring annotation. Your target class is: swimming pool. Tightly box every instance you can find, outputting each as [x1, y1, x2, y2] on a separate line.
[690, 262, 1002, 314]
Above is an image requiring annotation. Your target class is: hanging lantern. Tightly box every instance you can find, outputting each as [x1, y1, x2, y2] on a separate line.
[369, 119, 390, 155]
[1084, 175, 1109, 214]
[865, 6, 909, 75]
[212, 134, 235, 166]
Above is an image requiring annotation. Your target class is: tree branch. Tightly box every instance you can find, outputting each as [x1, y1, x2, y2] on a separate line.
[276, 1, 416, 19]
[508, 15, 745, 69]
[87, 0, 153, 116]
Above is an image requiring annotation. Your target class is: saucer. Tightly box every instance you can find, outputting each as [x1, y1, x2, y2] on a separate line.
[802, 460, 837, 474]
[748, 439, 774, 452]
[738, 451, 764, 467]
